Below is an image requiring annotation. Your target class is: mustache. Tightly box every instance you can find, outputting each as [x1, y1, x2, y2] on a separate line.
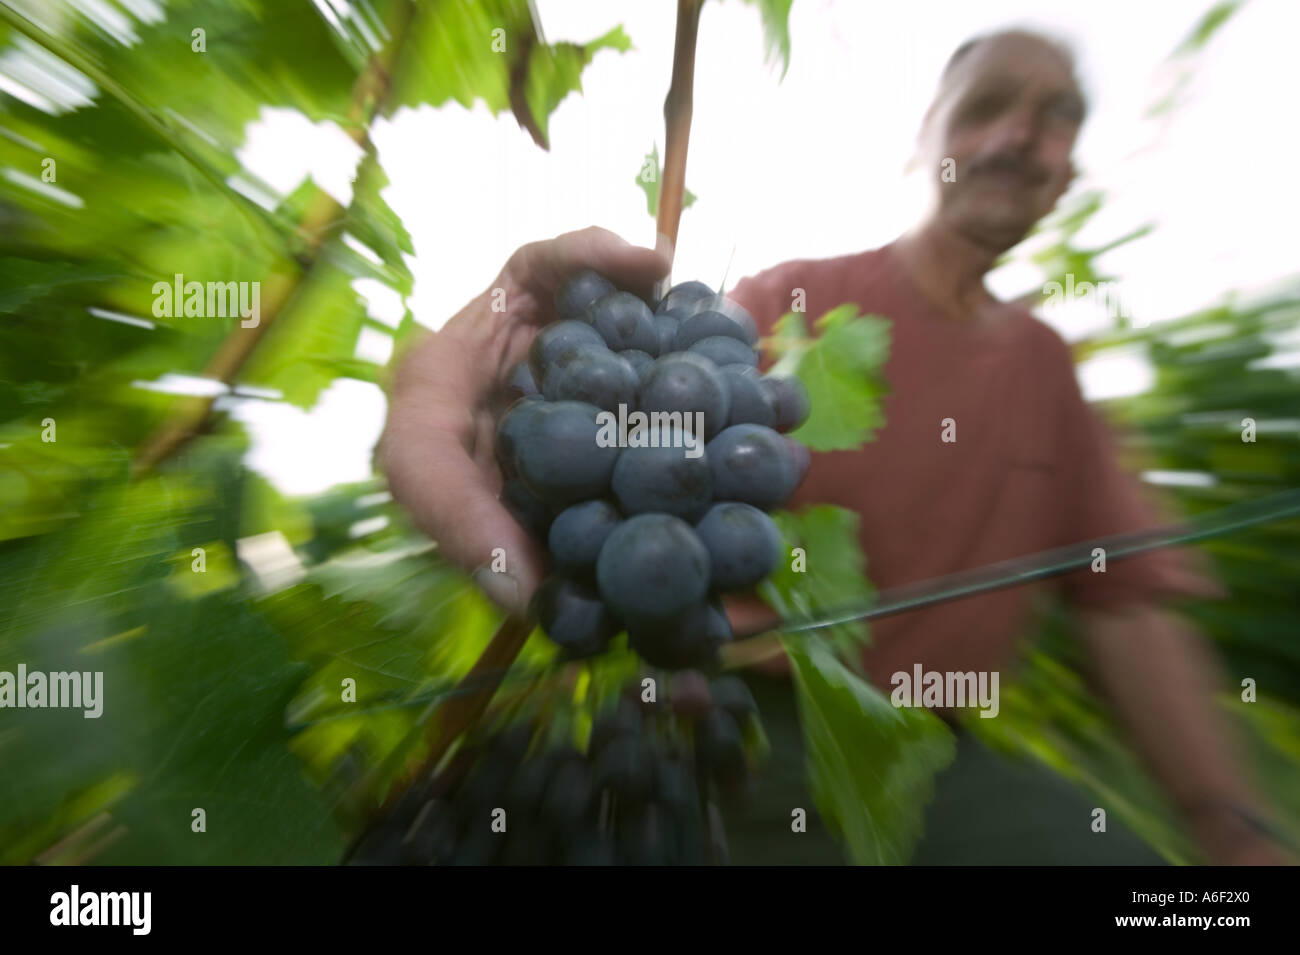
[968, 152, 1049, 184]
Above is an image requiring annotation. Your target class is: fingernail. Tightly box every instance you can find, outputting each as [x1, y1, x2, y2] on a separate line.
[472, 566, 522, 616]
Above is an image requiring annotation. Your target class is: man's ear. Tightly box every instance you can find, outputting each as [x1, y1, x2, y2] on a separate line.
[1049, 160, 1078, 205]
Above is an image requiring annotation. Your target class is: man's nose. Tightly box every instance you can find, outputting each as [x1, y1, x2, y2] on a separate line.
[989, 102, 1037, 153]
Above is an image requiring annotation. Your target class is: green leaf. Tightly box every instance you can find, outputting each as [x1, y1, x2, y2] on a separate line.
[524, 27, 633, 149]
[634, 142, 697, 218]
[768, 305, 891, 451]
[0, 257, 121, 314]
[388, 1, 631, 147]
[1173, 1, 1241, 56]
[0, 460, 343, 864]
[238, 258, 367, 408]
[784, 638, 957, 865]
[735, 0, 794, 79]
[761, 505, 873, 661]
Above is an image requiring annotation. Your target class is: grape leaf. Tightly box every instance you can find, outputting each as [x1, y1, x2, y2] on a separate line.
[523, 28, 634, 150]
[387, 0, 631, 141]
[734, 0, 794, 79]
[784, 638, 957, 865]
[761, 504, 873, 663]
[768, 305, 891, 451]
[634, 142, 698, 218]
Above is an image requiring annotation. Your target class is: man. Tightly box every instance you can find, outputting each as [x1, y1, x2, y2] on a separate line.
[382, 29, 1284, 864]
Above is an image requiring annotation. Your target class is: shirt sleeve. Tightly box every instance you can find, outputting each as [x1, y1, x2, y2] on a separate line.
[1056, 363, 1225, 609]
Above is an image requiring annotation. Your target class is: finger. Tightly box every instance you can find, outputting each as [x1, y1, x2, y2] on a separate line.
[383, 410, 547, 616]
[384, 334, 547, 615]
[505, 225, 671, 307]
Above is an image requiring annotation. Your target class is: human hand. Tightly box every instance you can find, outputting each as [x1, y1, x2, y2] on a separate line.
[381, 227, 669, 616]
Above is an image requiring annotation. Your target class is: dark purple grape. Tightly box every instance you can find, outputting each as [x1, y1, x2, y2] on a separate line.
[707, 424, 797, 510]
[673, 310, 755, 350]
[620, 349, 655, 377]
[586, 292, 659, 354]
[720, 365, 777, 428]
[785, 437, 811, 488]
[555, 269, 616, 321]
[688, 335, 758, 368]
[657, 280, 715, 316]
[709, 298, 759, 344]
[694, 501, 783, 590]
[626, 597, 732, 670]
[653, 757, 695, 812]
[589, 699, 643, 758]
[709, 676, 759, 725]
[696, 707, 747, 787]
[513, 401, 620, 506]
[591, 735, 654, 803]
[531, 574, 619, 659]
[500, 478, 553, 539]
[528, 320, 607, 384]
[638, 352, 730, 441]
[541, 349, 638, 412]
[611, 437, 712, 521]
[670, 670, 713, 718]
[760, 375, 811, 432]
[539, 760, 594, 831]
[496, 396, 548, 477]
[596, 514, 710, 621]
[547, 499, 622, 573]
[654, 314, 679, 356]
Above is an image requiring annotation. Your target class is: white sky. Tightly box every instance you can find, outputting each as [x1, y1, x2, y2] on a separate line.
[232, 0, 1300, 495]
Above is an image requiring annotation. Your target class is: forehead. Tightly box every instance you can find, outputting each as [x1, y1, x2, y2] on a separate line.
[943, 33, 1080, 100]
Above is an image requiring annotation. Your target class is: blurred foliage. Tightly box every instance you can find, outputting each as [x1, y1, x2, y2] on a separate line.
[635, 141, 697, 218]
[965, 0, 1300, 863]
[2, 0, 1292, 868]
[768, 304, 891, 451]
[763, 505, 874, 663]
[784, 638, 955, 864]
[0, 0, 832, 865]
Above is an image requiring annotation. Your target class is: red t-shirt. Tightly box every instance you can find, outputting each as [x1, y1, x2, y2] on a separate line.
[726, 242, 1222, 686]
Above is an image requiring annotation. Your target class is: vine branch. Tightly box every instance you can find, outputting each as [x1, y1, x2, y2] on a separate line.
[129, 2, 414, 477]
[655, 0, 703, 271]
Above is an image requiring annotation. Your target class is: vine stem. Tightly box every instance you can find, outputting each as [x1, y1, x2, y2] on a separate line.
[377, 615, 536, 812]
[655, 0, 703, 273]
[129, 2, 413, 477]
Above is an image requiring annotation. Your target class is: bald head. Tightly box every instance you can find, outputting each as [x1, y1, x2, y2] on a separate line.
[937, 29, 1086, 120]
[917, 28, 1086, 253]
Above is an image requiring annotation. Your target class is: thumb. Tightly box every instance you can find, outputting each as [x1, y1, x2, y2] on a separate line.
[385, 432, 547, 618]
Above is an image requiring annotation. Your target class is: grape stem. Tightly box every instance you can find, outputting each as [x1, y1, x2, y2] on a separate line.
[129, 1, 415, 477]
[656, 0, 704, 274]
[380, 614, 535, 811]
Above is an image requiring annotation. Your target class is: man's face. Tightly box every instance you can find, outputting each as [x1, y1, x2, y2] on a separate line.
[923, 33, 1084, 250]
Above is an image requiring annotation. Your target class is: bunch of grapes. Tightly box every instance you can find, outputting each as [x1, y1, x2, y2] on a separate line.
[497, 271, 810, 669]
[345, 674, 760, 866]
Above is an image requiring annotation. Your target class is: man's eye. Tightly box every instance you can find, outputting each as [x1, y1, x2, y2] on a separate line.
[956, 93, 1003, 125]
[962, 94, 1004, 122]
[1045, 99, 1083, 126]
